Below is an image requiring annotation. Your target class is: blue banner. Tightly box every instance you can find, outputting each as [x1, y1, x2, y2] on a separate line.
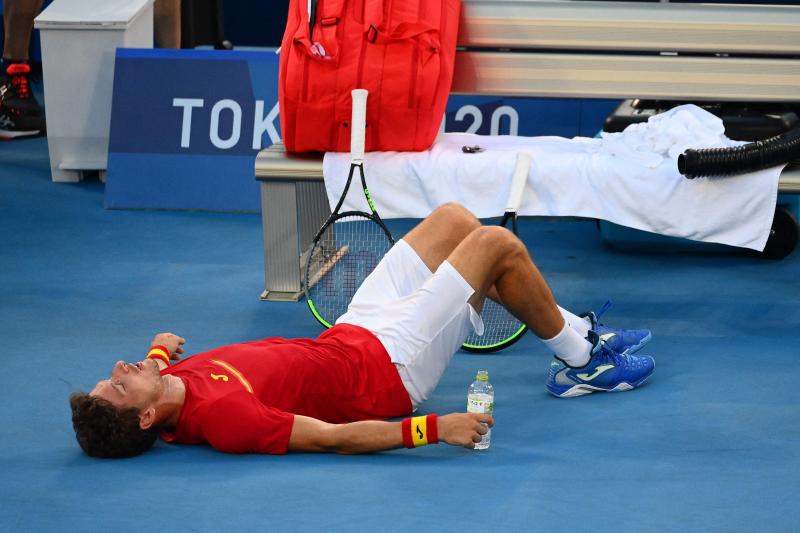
[106, 48, 280, 211]
[105, 48, 619, 211]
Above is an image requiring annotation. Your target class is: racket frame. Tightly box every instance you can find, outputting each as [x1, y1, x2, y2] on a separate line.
[304, 90, 394, 328]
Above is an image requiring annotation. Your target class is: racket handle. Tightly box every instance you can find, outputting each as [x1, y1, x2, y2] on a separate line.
[506, 152, 531, 213]
[350, 89, 368, 163]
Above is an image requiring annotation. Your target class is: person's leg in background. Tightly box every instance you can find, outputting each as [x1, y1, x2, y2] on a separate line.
[154, 0, 181, 49]
[1, 0, 185, 140]
[1, 0, 46, 139]
[2, 0, 42, 62]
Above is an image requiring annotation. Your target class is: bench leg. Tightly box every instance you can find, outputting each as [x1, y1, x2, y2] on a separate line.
[260, 180, 330, 301]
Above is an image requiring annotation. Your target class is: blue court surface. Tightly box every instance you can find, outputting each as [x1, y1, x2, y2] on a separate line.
[1, 136, 799, 532]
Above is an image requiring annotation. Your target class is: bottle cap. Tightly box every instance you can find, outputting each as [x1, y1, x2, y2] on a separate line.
[476, 370, 489, 381]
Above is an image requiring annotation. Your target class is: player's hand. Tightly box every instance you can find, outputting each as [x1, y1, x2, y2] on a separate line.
[151, 332, 185, 360]
[437, 412, 494, 449]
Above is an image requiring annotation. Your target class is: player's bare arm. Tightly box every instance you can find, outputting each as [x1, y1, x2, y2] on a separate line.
[288, 412, 494, 454]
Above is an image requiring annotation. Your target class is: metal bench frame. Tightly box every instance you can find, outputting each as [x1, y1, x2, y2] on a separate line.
[256, 0, 800, 301]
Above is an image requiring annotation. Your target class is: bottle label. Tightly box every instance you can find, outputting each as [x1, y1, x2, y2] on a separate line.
[467, 397, 494, 414]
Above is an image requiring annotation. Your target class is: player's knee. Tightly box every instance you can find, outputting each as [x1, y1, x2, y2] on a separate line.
[433, 202, 480, 230]
[470, 226, 523, 257]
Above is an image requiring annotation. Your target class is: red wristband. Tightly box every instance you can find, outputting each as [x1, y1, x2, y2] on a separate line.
[426, 414, 439, 444]
[401, 417, 414, 448]
[147, 345, 170, 366]
[401, 414, 439, 448]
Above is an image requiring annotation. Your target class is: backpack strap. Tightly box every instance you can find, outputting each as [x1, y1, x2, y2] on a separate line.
[366, 21, 440, 52]
[292, 0, 345, 62]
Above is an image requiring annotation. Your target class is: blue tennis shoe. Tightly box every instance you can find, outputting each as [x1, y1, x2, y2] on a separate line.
[546, 330, 655, 398]
[579, 300, 651, 355]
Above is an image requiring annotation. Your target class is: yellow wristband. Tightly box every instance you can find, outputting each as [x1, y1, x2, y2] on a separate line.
[402, 414, 439, 448]
[147, 346, 170, 366]
[410, 416, 429, 447]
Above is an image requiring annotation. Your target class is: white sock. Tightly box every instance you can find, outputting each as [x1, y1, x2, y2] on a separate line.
[558, 305, 592, 338]
[541, 319, 592, 368]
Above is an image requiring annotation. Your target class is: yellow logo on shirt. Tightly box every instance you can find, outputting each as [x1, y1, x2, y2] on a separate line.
[210, 359, 254, 394]
[210, 373, 229, 382]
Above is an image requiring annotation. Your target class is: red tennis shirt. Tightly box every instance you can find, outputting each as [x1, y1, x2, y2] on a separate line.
[159, 324, 412, 454]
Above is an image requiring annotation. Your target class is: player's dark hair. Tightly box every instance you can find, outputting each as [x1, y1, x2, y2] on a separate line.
[69, 392, 158, 458]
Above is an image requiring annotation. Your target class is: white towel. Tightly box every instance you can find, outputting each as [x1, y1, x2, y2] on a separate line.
[322, 105, 783, 251]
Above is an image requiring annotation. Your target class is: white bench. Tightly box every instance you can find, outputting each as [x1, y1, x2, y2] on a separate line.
[256, 0, 800, 301]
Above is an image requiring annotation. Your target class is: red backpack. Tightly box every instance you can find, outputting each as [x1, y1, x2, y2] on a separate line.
[279, 0, 461, 153]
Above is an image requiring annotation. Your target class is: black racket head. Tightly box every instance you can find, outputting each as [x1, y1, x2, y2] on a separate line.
[462, 212, 527, 353]
[304, 211, 394, 328]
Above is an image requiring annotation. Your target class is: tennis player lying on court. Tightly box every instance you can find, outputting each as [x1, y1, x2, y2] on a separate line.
[70, 203, 655, 458]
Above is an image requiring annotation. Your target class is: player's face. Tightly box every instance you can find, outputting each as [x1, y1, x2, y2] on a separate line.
[90, 359, 164, 410]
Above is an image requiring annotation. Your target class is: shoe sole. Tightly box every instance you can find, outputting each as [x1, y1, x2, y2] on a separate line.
[546, 365, 655, 398]
[621, 331, 652, 355]
[0, 129, 41, 139]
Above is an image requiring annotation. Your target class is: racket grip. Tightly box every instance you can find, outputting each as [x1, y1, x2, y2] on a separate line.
[506, 152, 531, 212]
[350, 89, 368, 162]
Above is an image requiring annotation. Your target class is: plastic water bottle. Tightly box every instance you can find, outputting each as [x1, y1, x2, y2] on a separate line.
[467, 370, 494, 450]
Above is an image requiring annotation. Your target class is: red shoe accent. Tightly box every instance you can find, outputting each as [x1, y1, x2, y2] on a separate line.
[6, 63, 31, 76]
[5, 64, 32, 100]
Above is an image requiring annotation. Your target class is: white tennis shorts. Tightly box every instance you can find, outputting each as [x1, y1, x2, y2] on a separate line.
[337, 239, 483, 408]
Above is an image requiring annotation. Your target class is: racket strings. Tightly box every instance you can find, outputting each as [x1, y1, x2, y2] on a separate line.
[306, 214, 392, 325]
[465, 299, 525, 347]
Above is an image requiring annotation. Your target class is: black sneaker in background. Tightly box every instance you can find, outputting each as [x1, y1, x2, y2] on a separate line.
[0, 62, 46, 139]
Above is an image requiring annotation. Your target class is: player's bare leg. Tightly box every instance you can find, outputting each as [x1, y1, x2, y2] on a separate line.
[403, 203, 517, 311]
[402, 202, 481, 272]
[446, 226, 564, 340]
[403, 204, 652, 378]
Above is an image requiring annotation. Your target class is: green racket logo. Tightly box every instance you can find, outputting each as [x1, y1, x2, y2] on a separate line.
[363, 187, 376, 212]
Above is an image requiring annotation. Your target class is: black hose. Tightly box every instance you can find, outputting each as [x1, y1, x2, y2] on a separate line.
[678, 124, 800, 179]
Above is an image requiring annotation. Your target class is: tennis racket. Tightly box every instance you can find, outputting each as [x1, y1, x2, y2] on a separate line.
[462, 152, 531, 352]
[304, 89, 394, 328]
